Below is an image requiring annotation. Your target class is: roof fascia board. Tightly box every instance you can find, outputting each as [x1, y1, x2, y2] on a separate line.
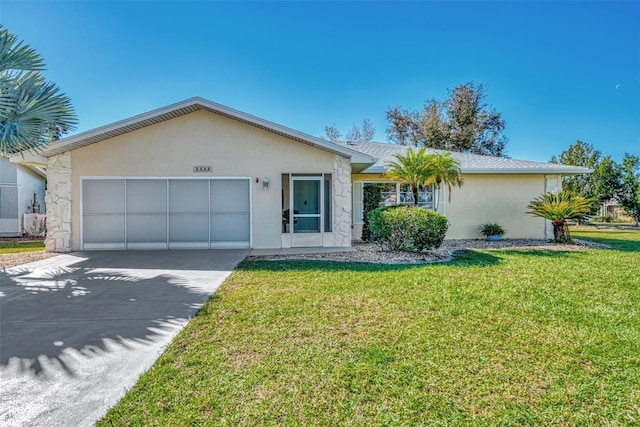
[24, 165, 47, 178]
[361, 166, 593, 175]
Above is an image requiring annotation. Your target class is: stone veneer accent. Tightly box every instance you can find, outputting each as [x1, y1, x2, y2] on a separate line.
[45, 152, 72, 252]
[332, 154, 352, 247]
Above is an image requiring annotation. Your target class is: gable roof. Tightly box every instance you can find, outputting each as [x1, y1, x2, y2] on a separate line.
[39, 97, 376, 172]
[344, 141, 592, 175]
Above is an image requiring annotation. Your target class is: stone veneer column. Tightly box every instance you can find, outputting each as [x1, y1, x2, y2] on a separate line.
[544, 175, 562, 240]
[45, 152, 72, 252]
[332, 155, 352, 247]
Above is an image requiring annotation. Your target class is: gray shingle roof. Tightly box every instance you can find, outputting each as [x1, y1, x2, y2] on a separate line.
[341, 141, 592, 175]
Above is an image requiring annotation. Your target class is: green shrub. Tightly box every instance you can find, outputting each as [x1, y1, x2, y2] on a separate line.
[367, 205, 398, 246]
[361, 183, 382, 242]
[367, 205, 449, 252]
[479, 222, 505, 237]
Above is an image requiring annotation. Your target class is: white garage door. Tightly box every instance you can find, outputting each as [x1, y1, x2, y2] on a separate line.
[82, 178, 250, 250]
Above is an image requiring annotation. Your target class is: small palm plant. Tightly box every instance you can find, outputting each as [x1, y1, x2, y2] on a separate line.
[527, 190, 591, 243]
[480, 223, 505, 240]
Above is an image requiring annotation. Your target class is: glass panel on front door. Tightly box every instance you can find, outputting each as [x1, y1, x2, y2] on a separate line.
[293, 179, 321, 233]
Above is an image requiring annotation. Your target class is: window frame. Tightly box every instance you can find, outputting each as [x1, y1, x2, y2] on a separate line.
[353, 181, 435, 224]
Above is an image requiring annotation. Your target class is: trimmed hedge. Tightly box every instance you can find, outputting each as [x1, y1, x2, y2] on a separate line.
[367, 205, 449, 252]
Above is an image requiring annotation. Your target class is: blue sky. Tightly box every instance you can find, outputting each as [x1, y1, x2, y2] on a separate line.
[1, 1, 638, 163]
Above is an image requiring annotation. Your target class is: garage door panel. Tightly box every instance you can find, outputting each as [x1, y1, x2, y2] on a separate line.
[83, 215, 125, 244]
[127, 214, 167, 243]
[211, 213, 250, 242]
[210, 180, 249, 213]
[126, 180, 168, 248]
[83, 179, 126, 249]
[169, 213, 209, 242]
[169, 180, 209, 213]
[127, 180, 167, 213]
[83, 180, 125, 214]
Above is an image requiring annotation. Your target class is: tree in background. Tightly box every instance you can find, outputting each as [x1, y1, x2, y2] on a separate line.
[322, 119, 375, 144]
[551, 140, 601, 196]
[592, 156, 622, 208]
[386, 82, 507, 157]
[384, 107, 423, 146]
[527, 190, 591, 243]
[446, 83, 506, 156]
[0, 25, 76, 154]
[322, 125, 342, 143]
[551, 140, 622, 214]
[618, 153, 640, 226]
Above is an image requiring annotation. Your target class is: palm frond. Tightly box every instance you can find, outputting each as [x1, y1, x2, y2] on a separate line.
[0, 25, 45, 73]
[385, 147, 431, 185]
[527, 191, 591, 221]
[0, 72, 76, 154]
[425, 152, 463, 188]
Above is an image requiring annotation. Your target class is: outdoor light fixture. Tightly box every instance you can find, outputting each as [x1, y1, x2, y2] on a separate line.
[262, 177, 270, 190]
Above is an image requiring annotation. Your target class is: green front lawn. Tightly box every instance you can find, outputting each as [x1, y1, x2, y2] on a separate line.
[99, 230, 640, 426]
[0, 240, 45, 254]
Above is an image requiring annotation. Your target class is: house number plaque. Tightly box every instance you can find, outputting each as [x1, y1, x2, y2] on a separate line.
[193, 166, 212, 173]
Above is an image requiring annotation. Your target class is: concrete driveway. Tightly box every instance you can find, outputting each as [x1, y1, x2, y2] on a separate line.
[0, 249, 248, 427]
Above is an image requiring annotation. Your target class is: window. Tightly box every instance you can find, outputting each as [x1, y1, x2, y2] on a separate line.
[353, 182, 435, 224]
[0, 186, 19, 219]
[382, 183, 433, 208]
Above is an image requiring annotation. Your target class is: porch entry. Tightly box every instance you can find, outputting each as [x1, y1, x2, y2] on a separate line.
[283, 174, 331, 247]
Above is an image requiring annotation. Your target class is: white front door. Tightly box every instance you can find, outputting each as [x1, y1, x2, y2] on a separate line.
[290, 176, 323, 247]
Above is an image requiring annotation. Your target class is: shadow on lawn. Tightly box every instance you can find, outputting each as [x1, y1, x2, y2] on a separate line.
[576, 238, 639, 252]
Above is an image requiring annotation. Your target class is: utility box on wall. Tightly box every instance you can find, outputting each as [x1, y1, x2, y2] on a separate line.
[23, 213, 46, 236]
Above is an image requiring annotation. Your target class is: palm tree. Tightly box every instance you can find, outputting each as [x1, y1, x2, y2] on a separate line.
[0, 25, 76, 155]
[385, 147, 431, 206]
[527, 190, 591, 243]
[385, 148, 463, 209]
[424, 152, 463, 210]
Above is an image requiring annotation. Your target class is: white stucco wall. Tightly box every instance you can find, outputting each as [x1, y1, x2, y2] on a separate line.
[444, 174, 546, 239]
[17, 165, 46, 215]
[352, 173, 547, 240]
[66, 110, 350, 251]
[0, 159, 45, 236]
